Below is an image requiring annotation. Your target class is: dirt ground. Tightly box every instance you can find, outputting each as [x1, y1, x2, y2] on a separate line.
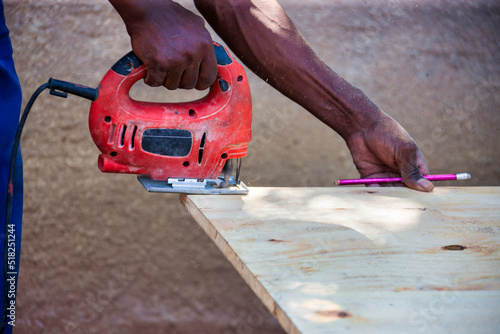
[4, 0, 500, 333]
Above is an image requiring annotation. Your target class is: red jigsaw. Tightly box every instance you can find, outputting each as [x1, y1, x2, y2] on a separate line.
[88, 43, 252, 194]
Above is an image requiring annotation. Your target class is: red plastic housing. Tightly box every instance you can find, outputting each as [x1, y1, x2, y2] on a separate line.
[89, 47, 252, 180]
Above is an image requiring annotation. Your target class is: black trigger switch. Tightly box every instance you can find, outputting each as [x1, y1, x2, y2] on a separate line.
[218, 79, 230, 92]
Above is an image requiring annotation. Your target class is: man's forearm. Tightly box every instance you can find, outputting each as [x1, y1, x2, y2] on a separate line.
[194, 0, 383, 139]
[108, 0, 156, 31]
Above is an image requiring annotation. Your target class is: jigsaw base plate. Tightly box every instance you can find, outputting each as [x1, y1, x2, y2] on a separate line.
[137, 175, 249, 195]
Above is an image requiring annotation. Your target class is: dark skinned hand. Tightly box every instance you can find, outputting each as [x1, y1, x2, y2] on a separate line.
[345, 114, 434, 191]
[109, 0, 217, 90]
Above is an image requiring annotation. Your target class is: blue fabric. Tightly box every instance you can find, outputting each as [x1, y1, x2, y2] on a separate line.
[0, 0, 23, 332]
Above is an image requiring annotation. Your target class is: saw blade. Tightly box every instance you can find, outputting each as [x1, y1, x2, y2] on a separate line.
[222, 159, 234, 188]
[235, 158, 242, 185]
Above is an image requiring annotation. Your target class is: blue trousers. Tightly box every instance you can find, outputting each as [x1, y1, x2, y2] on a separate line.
[0, 0, 23, 332]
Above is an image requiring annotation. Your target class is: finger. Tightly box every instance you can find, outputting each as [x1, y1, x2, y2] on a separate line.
[144, 69, 166, 87]
[140, 55, 169, 87]
[412, 176, 434, 192]
[179, 64, 200, 90]
[130, 45, 164, 88]
[163, 67, 184, 90]
[414, 150, 434, 191]
[196, 52, 217, 90]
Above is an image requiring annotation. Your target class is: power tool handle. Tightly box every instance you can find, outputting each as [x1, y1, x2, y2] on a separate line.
[111, 42, 233, 77]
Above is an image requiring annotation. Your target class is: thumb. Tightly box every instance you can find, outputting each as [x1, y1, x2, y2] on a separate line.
[399, 146, 434, 192]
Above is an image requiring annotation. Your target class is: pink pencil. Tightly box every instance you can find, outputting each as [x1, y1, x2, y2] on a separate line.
[336, 173, 471, 185]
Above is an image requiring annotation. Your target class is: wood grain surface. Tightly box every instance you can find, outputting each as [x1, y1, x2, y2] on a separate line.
[181, 187, 500, 333]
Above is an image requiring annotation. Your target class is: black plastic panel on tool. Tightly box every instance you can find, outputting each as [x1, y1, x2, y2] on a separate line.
[141, 129, 192, 157]
[111, 52, 143, 75]
[214, 43, 233, 65]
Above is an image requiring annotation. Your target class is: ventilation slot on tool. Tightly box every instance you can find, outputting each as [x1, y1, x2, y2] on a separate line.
[198, 133, 207, 165]
[108, 124, 116, 144]
[119, 124, 127, 147]
[130, 125, 137, 150]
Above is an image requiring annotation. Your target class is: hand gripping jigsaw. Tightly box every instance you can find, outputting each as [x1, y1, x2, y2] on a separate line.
[88, 43, 252, 194]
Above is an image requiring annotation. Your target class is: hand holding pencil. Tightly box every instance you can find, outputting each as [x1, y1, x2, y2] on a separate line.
[344, 115, 436, 192]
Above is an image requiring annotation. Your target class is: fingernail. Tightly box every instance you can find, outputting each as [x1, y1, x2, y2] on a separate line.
[418, 178, 434, 192]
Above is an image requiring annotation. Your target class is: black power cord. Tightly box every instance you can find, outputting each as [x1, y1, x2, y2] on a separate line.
[1, 79, 98, 333]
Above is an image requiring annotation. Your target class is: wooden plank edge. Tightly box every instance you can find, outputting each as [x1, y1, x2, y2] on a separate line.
[179, 194, 301, 334]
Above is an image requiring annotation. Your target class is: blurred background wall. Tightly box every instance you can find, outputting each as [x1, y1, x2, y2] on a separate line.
[4, 0, 499, 333]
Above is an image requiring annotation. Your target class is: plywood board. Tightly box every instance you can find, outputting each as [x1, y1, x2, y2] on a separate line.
[180, 187, 500, 333]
